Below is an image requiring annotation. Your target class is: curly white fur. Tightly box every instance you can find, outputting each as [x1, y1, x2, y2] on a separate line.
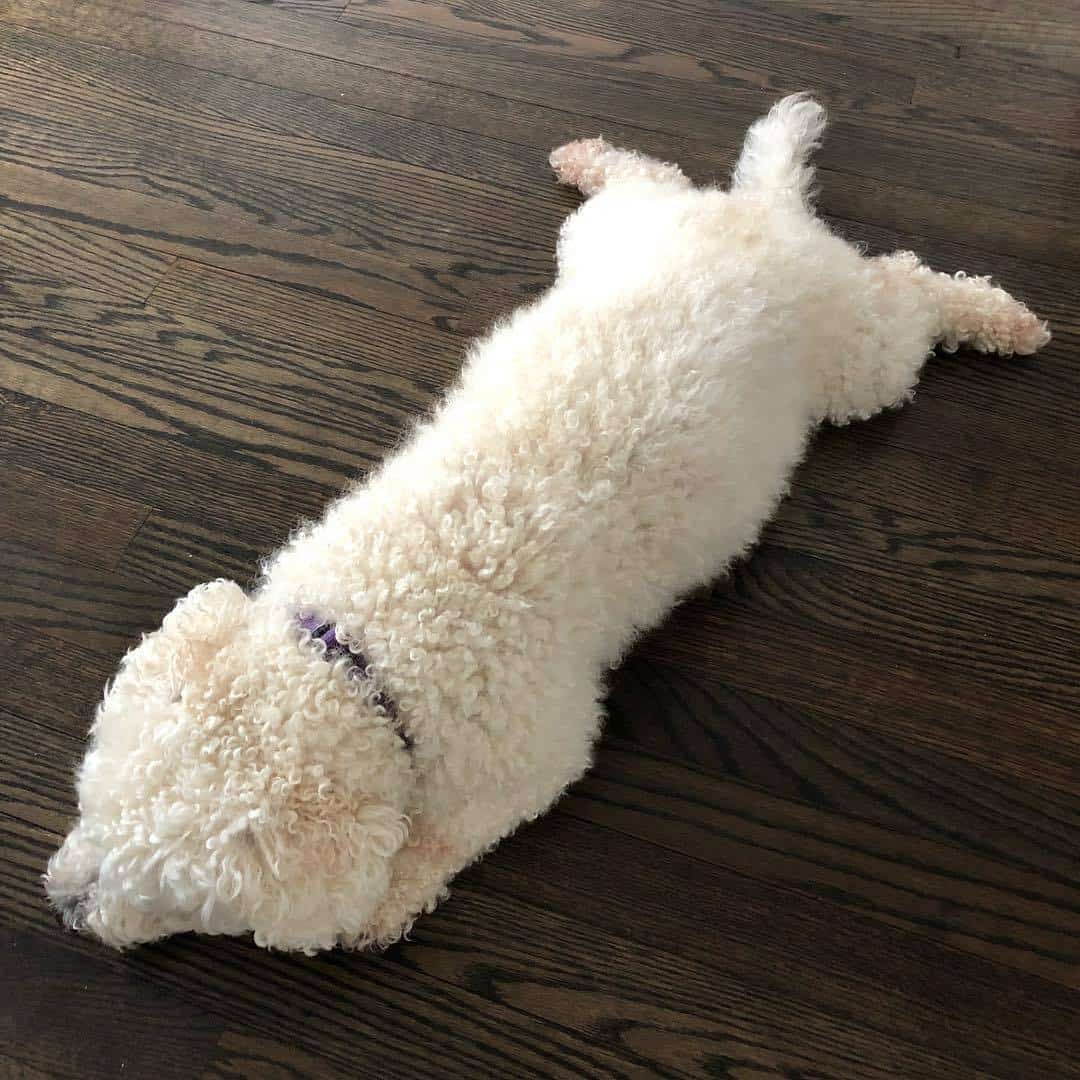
[46, 95, 1049, 953]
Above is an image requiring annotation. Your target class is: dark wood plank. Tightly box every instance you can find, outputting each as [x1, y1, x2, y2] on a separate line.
[150, 258, 458, 393]
[341, 0, 919, 100]
[564, 745, 1080, 988]
[912, 62, 1080, 142]
[770, 481, 1080, 611]
[640, 544, 1080, 793]
[11, 0, 1074, 225]
[0, 0, 628, 156]
[606, 657, 1080, 882]
[122, 507, 285, 592]
[757, 0, 1080, 53]
[0, 926, 226, 1080]
[5, 706, 1076, 1079]
[797, 424, 1080, 567]
[8, 673, 1080, 1080]
[0, 626, 114, 737]
[239, 0, 347, 17]
[468, 813, 1080, 1079]
[0, 18, 551, 197]
[56, 0, 1061, 227]
[9, 671, 1080, 1075]
[0, 542, 173, 653]
[4, 0, 1073, 269]
[0, 162, 465, 328]
[1, 206, 175, 302]
[962, 40, 1080, 81]
[0, 463, 147, 571]
[9, 23, 1074, 308]
[370, 0, 954, 76]
[0, 27, 561, 294]
[77, 0, 920, 102]
[0, 391, 337, 535]
[0, 284, 439, 487]
[393, 885, 976, 1079]
[324, 2, 1072, 224]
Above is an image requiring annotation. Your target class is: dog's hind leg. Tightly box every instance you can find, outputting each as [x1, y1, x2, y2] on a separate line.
[550, 137, 691, 197]
[817, 250, 1049, 424]
[881, 251, 1050, 356]
[928, 266, 1050, 356]
[731, 93, 826, 208]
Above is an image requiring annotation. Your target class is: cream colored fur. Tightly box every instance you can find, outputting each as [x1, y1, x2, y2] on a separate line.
[46, 95, 1049, 953]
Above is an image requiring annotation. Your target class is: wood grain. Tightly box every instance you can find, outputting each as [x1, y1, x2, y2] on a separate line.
[87, 0, 916, 104]
[639, 546, 1080, 793]
[0, 160, 466, 328]
[1, 206, 175, 302]
[606, 657, 1080, 870]
[0, 542, 174, 653]
[1, 926, 225, 1080]
[0, 284, 437, 486]
[469, 814, 1080, 1078]
[0, 463, 147, 570]
[568, 745, 1080, 987]
[3, 707, 1075, 1078]
[4, 1, 1074, 269]
[341, 0, 919, 101]
[2, 0, 1078, 1074]
[1, 27, 562, 287]
[758, 0, 1080, 52]
[239, 0, 347, 17]
[11, 0, 1075, 220]
[396, 885, 976, 1079]
[0, 626, 115, 736]
[0, 391, 337, 533]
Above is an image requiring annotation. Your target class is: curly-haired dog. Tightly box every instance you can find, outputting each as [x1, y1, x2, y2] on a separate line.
[46, 95, 1049, 952]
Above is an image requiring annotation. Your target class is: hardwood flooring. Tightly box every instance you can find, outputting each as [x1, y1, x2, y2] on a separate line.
[1, 0, 1078, 1075]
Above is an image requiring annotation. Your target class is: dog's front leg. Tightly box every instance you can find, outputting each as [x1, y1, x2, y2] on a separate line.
[362, 818, 466, 946]
[550, 137, 690, 197]
[364, 729, 597, 946]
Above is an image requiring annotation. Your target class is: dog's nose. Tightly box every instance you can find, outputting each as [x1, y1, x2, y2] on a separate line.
[46, 872, 98, 932]
[51, 887, 81, 923]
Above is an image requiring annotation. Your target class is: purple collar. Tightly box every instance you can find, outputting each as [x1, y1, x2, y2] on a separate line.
[298, 615, 412, 751]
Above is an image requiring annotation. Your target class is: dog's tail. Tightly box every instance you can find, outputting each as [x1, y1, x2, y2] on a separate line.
[731, 93, 826, 207]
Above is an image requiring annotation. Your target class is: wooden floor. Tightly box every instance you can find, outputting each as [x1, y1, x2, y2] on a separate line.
[2, 0, 1079, 1075]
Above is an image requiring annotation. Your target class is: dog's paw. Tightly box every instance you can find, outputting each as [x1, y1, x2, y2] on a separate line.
[1008, 310, 1052, 356]
[550, 137, 611, 194]
[770, 93, 827, 142]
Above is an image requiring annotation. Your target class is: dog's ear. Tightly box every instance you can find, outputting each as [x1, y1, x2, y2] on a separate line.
[157, 579, 250, 682]
[161, 578, 249, 639]
[85, 579, 251, 767]
[112, 579, 250, 696]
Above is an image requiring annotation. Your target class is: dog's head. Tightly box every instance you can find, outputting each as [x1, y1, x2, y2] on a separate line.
[46, 580, 413, 953]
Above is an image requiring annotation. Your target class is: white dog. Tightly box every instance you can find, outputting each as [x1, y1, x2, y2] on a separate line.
[46, 95, 1049, 953]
